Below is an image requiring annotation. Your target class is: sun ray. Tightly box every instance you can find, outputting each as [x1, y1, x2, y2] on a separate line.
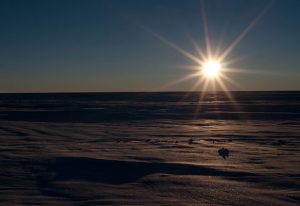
[179, 65, 203, 71]
[218, 1, 273, 62]
[222, 55, 249, 67]
[219, 73, 243, 89]
[188, 36, 207, 61]
[224, 67, 270, 74]
[189, 75, 206, 92]
[180, 75, 206, 101]
[178, 78, 205, 105]
[211, 79, 217, 92]
[152, 32, 203, 65]
[215, 78, 242, 113]
[201, 0, 212, 59]
[142, 28, 203, 65]
[213, 31, 225, 58]
[194, 79, 210, 118]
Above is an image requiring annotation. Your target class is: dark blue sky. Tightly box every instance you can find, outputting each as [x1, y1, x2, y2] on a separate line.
[0, 0, 299, 92]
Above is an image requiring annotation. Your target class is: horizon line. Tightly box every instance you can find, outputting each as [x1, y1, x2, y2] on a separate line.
[0, 90, 299, 94]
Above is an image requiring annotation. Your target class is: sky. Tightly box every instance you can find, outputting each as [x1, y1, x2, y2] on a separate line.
[0, 0, 299, 92]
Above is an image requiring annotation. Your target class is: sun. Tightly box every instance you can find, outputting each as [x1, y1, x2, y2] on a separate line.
[142, 0, 272, 118]
[202, 60, 221, 78]
[144, 0, 270, 93]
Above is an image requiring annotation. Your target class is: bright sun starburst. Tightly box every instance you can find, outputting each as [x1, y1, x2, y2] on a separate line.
[140, 0, 272, 117]
[202, 60, 221, 78]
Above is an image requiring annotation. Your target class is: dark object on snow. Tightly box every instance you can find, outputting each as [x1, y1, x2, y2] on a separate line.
[273, 139, 287, 146]
[188, 138, 194, 144]
[218, 147, 230, 159]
